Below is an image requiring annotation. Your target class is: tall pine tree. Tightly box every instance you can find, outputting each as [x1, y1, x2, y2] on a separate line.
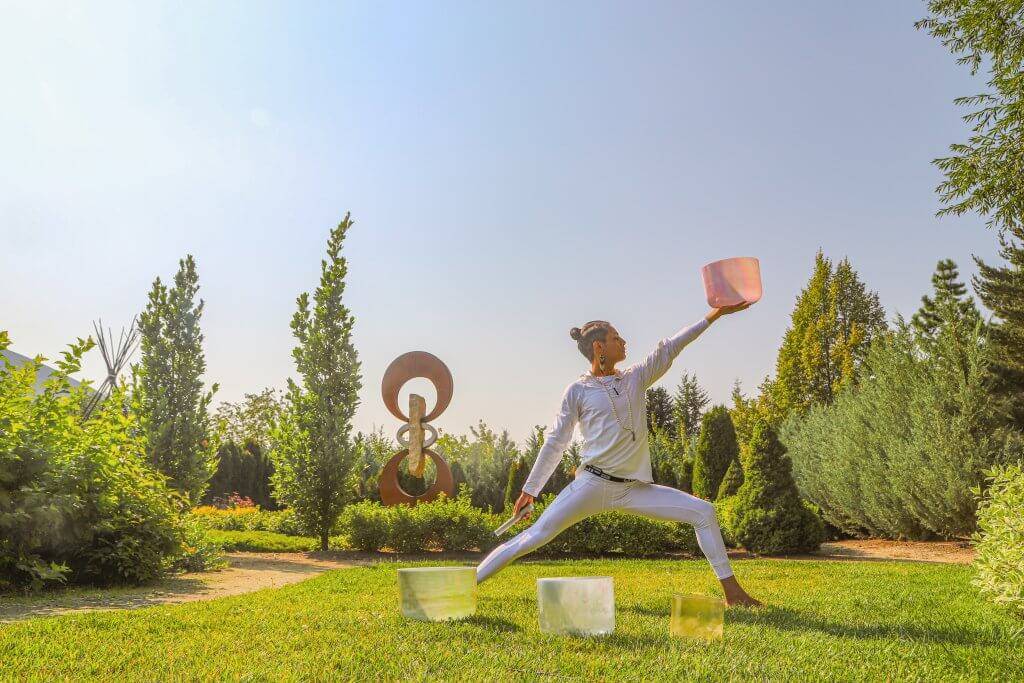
[911, 259, 983, 346]
[763, 250, 887, 426]
[645, 386, 676, 434]
[271, 214, 362, 551]
[673, 372, 710, 440]
[135, 254, 218, 505]
[918, 3, 1024, 429]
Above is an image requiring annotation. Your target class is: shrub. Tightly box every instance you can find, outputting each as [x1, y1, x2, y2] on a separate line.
[782, 316, 1012, 539]
[1, 333, 189, 590]
[731, 419, 824, 554]
[972, 463, 1024, 617]
[692, 406, 739, 500]
[171, 515, 227, 573]
[340, 501, 393, 551]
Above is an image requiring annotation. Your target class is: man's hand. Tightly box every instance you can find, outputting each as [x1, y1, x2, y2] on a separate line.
[705, 301, 752, 323]
[513, 491, 535, 519]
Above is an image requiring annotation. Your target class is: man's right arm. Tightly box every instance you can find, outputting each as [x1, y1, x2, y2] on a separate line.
[521, 384, 579, 497]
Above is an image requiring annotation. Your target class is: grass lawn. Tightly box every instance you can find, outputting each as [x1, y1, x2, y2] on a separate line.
[1, 558, 1020, 680]
[205, 529, 322, 552]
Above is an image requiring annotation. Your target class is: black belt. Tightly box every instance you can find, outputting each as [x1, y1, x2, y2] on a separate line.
[583, 464, 637, 483]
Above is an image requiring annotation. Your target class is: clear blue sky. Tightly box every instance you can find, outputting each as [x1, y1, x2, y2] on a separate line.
[1, 1, 1001, 445]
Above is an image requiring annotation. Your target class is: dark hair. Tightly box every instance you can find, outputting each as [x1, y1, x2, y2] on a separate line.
[569, 320, 611, 361]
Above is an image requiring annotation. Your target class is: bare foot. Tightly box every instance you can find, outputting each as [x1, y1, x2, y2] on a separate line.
[725, 592, 763, 608]
[720, 575, 763, 608]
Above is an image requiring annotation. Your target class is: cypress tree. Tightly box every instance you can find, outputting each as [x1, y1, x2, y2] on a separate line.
[911, 259, 983, 347]
[645, 386, 676, 435]
[731, 417, 824, 554]
[691, 405, 738, 500]
[716, 458, 744, 500]
[673, 372, 710, 440]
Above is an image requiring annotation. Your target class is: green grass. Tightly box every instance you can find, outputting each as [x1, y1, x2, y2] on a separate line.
[205, 529, 321, 552]
[1, 559, 1020, 680]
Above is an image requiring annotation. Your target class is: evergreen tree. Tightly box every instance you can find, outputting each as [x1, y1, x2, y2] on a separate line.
[716, 458, 744, 500]
[645, 386, 676, 435]
[691, 405, 738, 500]
[731, 417, 824, 554]
[673, 372, 710, 440]
[504, 456, 528, 512]
[762, 250, 886, 426]
[911, 259, 983, 346]
[271, 214, 362, 551]
[729, 378, 760, 446]
[918, 3, 1024, 429]
[135, 254, 218, 505]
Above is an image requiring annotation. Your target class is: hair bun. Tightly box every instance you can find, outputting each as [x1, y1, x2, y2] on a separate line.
[569, 327, 582, 341]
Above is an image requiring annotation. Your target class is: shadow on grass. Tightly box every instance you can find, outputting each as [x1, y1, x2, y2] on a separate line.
[461, 614, 522, 633]
[618, 603, 1011, 648]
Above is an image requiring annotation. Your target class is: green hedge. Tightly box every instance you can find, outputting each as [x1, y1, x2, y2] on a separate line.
[205, 530, 321, 553]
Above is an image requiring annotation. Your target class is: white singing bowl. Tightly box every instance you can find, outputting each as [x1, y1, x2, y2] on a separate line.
[397, 567, 477, 622]
[536, 576, 615, 636]
[701, 256, 763, 308]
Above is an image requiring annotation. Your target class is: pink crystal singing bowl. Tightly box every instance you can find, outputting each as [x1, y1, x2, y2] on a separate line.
[701, 257, 763, 308]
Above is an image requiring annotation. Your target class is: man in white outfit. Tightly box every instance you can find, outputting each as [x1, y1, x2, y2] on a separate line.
[475, 303, 762, 607]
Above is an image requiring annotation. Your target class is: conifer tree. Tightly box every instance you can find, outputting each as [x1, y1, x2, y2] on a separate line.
[763, 250, 886, 426]
[911, 259, 983, 346]
[691, 405, 738, 500]
[716, 458, 744, 500]
[673, 372, 710, 440]
[645, 386, 676, 435]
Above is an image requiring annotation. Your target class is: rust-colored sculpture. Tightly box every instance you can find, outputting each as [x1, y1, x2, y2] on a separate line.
[379, 351, 456, 506]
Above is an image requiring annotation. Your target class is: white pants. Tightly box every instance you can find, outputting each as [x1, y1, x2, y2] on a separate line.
[476, 469, 734, 583]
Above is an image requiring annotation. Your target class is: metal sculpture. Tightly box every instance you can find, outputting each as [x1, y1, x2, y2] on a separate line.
[379, 351, 455, 505]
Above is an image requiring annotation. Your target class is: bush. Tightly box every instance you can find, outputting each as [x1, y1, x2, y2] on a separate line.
[1, 333, 189, 590]
[340, 501, 393, 552]
[171, 515, 228, 573]
[972, 463, 1024, 617]
[730, 419, 824, 554]
[781, 317, 1013, 539]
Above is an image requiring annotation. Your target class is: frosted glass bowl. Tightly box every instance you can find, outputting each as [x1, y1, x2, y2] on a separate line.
[397, 567, 476, 622]
[670, 593, 724, 640]
[701, 256, 763, 308]
[537, 577, 615, 636]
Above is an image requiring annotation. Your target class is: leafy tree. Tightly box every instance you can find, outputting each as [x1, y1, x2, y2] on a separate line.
[435, 421, 519, 512]
[730, 417, 824, 554]
[134, 255, 218, 505]
[271, 214, 363, 551]
[691, 405, 738, 500]
[918, 2, 1024, 429]
[673, 372, 710, 440]
[762, 250, 886, 426]
[645, 386, 676, 434]
[214, 388, 286, 453]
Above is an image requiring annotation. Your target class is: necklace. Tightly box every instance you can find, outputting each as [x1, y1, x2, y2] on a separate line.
[587, 372, 636, 441]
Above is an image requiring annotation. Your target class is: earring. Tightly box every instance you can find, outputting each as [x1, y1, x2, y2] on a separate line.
[599, 354, 607, 371]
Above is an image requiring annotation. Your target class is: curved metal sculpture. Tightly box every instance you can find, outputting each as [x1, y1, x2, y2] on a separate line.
[379, 351, 456, 506]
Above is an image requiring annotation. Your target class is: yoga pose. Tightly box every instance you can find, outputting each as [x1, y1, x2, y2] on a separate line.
[476, 303, 762, 607]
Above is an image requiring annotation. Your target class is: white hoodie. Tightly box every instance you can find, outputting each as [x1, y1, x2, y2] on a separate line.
[521, 317, 711, 497]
